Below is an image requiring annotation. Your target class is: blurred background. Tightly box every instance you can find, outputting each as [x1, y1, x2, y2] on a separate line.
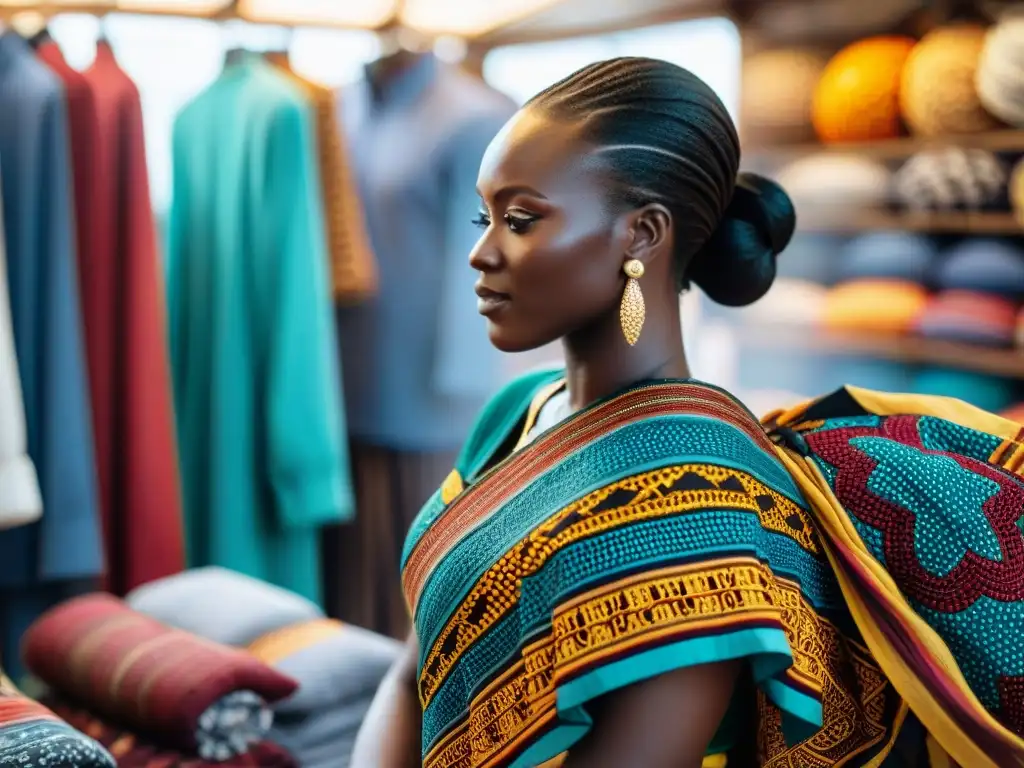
[1, 0, 1023, 718]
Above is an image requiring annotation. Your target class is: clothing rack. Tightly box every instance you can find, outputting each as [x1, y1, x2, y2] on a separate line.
[0, 0, 568, 39]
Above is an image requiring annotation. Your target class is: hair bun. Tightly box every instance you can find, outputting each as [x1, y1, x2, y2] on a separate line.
[686, 172, 797, 307]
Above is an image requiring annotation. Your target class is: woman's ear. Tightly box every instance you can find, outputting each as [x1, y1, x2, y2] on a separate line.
[624, 203, 672, 267]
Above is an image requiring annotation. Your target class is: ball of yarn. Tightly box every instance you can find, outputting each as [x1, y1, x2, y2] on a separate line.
[838, 232, 938, 283]
[892, 147, 1008, 211]
[976, 15, 1024, 128]
[916, 290, 1018, 347]
[900, 24, 1002, 136]
[776, 154, 892, 215]
[936, 238, 1024, 298]
[742, 48, 828, 144]
[1012, 158, 1024, 224]
[812, 36, 916, 143]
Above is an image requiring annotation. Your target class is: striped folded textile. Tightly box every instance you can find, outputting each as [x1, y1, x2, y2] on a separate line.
[23, 593, 298, 760]
[0, 670, 115, 767]
[51, 701, 297, 768]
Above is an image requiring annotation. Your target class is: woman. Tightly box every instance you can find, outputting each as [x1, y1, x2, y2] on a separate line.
[353, 58, 1024, 767]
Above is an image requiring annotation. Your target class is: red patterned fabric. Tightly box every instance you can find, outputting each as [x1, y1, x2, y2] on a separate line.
[23, 594, 297, 751]
[53, 702, 296, 767]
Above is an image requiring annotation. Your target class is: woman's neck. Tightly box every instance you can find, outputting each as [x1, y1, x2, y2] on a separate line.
[561, 302, 690, 411]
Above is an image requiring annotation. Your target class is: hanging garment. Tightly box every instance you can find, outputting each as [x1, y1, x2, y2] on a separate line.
[0, 29, 104, 678]
[336, 53, 517, 450]
[0, 161, 41, 530]
[166, 54, 352, 605]
[265, 53, 377, 304]
[68, 41, 183, 596]
[325, 53, 515, 633]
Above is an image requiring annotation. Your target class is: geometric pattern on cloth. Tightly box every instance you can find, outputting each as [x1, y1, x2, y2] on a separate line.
[195, 691, 273, 761]
[0, 672, 114, 767]
[802, 413, 1024, 736]
[50, 699, 296, 767]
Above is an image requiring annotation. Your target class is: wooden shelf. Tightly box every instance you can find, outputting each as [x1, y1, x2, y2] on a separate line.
[741, 326, 1024, 379]
[797, 211, 1023, 235]
[746, 130, 1024, 164]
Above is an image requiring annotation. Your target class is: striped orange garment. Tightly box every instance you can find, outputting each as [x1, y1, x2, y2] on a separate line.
[266, 53, 378, 303]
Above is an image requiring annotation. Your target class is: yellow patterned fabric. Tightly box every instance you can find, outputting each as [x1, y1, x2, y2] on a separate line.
[401, 373, 912, 767]
[267, 54, 377, 302]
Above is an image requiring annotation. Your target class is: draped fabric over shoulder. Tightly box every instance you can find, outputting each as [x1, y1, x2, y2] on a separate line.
[401, 371, 910, 768]
[764, 387, 1024, 768]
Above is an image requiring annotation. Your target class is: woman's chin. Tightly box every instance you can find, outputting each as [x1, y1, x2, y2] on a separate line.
[486, 322, 551, 354]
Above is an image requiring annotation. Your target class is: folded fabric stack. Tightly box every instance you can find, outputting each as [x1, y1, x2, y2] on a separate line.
[126, 567, 402, 768]
[247, 620, 402, 768]
[0, 668, 115, 767]
[22, 593, 299, 766]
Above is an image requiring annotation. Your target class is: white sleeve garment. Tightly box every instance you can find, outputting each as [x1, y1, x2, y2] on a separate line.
[0, 161, 42, 528]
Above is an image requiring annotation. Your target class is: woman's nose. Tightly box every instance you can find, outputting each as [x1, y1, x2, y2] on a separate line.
[468, 237, 503, 272]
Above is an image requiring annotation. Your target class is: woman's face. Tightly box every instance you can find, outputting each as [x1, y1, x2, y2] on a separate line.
[469, 108, 634, 353]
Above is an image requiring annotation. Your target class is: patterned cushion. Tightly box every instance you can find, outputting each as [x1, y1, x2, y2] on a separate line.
[50, 701, 296, 767]
[23, 594, 297, 757]
[126, 567, 323, 648]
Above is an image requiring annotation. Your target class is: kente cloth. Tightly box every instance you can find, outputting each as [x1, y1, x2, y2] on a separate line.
[49, 701, 296, 768]
[764, 386, 1024, 768]
[0, 670, 114, 767]
[401, 369, 909, 768]
[22, 593, 297, 759]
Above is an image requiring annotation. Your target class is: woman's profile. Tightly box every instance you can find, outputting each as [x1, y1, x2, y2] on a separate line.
[352, 57, 1024, 768]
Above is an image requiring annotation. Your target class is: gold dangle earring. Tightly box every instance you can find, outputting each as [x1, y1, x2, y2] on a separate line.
[619, 259, 645, 346]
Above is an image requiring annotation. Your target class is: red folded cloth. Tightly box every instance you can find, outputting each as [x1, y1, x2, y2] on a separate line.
[53, 701, 297, 768]
[23, 593, 298, 754]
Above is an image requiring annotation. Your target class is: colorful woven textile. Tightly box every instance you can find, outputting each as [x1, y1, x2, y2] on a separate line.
[765, 386, 1024, 767]
[401, 370, 909, 768]
[0, 670, 114, 767]
[22, 594, 297, 758]
[50, 701, 296, 767]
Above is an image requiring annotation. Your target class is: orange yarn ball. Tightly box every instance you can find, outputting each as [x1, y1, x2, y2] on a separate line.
[812, 36, 916, 143]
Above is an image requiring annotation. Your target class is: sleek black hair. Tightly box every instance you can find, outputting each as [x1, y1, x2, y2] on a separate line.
[526, 56, 796, 306]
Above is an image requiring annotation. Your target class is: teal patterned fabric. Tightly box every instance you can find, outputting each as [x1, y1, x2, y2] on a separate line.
[402, 376, 909, 768]
[801, 412, 1024, 736]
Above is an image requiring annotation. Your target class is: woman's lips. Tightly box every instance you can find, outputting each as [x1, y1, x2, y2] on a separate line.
[475, 285, 511, 316]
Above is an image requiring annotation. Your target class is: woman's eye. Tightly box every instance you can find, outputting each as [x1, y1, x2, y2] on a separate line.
[504, 213, 537, 234]
[471, 212, 491, 229]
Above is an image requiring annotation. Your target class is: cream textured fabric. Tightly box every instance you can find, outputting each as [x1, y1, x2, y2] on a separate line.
[0, 161, 42, 529]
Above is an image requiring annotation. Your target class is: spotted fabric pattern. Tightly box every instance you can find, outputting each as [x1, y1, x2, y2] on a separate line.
[803, 414, 1024, 735]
